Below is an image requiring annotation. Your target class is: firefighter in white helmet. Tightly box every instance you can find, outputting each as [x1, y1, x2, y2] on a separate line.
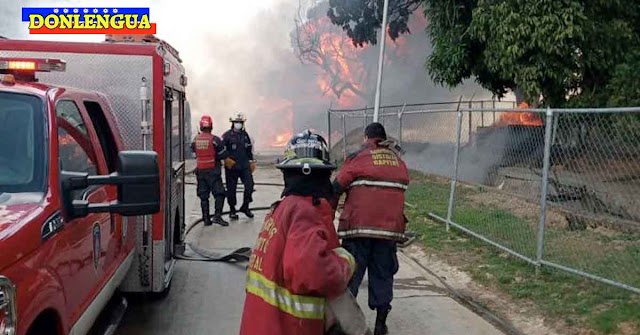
[222, 113, 256, 220]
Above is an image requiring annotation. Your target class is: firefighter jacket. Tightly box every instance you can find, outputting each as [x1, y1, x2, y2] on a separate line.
[222, 128, 253, 170]
[333, 139, 410, 242]
[190, 132, 228, 171]
[239, 196, 356, 335]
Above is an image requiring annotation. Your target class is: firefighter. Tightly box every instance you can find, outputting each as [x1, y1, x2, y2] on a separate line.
[222, 113, 256, 220]
[239, 129, 356, 335]
[332, 122, 410, 335]
[190, 115, 233, 227]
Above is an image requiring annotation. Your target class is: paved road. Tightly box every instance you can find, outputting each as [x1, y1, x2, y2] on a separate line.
[115, 166, 505, 335]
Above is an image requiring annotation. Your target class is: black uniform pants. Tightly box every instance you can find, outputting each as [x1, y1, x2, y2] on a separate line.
[342, 237, 399, 311]
[225, 168, 254, 209]
[196, 169, 226, 215]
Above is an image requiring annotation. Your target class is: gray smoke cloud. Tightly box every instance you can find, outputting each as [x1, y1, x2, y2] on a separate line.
[0, 0, 505, 160]
[403, 132, 510, 185]
[0, 2, 29, 39]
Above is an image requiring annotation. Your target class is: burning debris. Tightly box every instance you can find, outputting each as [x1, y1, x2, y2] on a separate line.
[494, 102, 544, 128]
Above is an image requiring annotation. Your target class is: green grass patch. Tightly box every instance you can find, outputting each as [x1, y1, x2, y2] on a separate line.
[405, 172, 640, 335]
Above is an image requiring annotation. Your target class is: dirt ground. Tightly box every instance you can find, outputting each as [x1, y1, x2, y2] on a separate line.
[402, 243, 566, 335]
[465, 190, 568, 229]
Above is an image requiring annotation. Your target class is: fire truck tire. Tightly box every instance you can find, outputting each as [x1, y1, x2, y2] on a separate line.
[26, 309, 62, 335]
[150, 282, 172, 300]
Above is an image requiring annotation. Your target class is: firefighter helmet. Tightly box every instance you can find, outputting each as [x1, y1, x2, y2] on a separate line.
[276, 129, 335, 173]
[199, 115, 213, 130]
[229, 113, 247, 123]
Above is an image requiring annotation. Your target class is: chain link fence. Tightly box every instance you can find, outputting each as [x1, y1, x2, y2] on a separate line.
[328, 102, 640, 294]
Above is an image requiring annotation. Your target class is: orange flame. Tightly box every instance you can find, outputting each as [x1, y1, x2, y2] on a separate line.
[254, 97, 294, 149]
[271, 131, 293, 147]
[299, 13, 427, 109]
[495, 102, 544, 127]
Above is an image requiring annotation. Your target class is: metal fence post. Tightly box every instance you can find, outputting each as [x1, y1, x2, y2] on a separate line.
[363, 106, 368, 129]
[446, 110, 464, 232]
[481, 101, 485, 127]
[327, 110, 332, 153]
[492, 99, 496, 124]
[342, 114, 347, 161]
[536, 107, 554, 272]
[398, 103, 406, 145]
[468, 101, 472, 143]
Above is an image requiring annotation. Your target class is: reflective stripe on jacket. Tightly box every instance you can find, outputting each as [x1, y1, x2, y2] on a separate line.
[334, 139, 410, 241]
[245, 270, 325, 319]
[239, 196, 355, 335]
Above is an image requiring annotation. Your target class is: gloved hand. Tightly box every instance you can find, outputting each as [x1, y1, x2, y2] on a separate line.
[250, 160, 256, 173]
[224, 157, 236, 169]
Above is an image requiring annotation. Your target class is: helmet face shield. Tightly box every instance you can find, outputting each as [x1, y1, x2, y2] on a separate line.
[277, 129, 335, 171]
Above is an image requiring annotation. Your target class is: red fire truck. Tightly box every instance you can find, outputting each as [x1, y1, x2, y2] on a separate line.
[0, 35, 188, 335]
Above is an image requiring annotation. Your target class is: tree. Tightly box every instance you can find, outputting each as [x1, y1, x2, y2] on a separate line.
[326, 0, 640, 107]
[293, 0, 369, 102]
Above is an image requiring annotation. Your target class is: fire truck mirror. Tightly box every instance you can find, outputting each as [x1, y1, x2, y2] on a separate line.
[59, 151, 160, 219]
[114, 150, 161, 216]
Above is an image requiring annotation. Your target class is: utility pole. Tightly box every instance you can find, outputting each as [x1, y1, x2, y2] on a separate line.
[372, 0, 390, 123]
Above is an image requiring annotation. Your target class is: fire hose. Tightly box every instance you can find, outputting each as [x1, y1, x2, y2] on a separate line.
[174, 181, 419, 262]
[174, 181, 284, 263]
[174, 206, 275, 263]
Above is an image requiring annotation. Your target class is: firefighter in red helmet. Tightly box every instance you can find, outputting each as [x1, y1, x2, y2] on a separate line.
[239, 129, 356, 335]
[190, 115, 234, 226]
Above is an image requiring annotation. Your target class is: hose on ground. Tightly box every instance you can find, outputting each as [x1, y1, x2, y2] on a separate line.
[185, 206, 275, 236]
[174, 206, 275, 262]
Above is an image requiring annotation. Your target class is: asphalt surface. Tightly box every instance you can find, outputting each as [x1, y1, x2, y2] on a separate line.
[114, 165, 505, 335]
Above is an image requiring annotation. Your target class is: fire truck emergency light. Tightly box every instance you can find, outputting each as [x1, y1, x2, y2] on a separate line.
[0, 57, 66, 73]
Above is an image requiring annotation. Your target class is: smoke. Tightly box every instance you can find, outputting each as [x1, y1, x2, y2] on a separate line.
[403, 131, 510, 185]
[0, 2, 29, 39]
[0, 0, 502, 156]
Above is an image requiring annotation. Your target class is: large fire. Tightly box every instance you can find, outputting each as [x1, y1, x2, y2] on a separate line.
[295, 9, 427, 109]
[494, 102, 544, 127]
[253, 97, 295, 149]
[296, 16, 366, 108]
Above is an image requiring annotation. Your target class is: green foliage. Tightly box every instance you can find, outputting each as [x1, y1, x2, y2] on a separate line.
[606, 48, 640, 107]
[326, 0, 640, 107]
[327, 0, 421, 47]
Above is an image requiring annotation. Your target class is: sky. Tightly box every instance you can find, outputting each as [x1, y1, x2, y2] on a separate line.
[0, 0, 512, 151]
[1, 0, 302, 147]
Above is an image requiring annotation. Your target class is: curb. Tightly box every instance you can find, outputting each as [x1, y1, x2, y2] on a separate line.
[398, 248, 525, 335]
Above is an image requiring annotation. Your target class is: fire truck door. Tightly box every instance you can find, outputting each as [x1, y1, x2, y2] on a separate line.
[164, 88, 185, 262]
[55, 99, 111, 321]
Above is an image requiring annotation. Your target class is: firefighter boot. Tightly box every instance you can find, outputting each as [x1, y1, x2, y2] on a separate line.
[374, 308, 389, 335]
[239, 203, 254, 218]
[212, 214, 229, 226]
[229, 206, 239, 220]
[213, 198, 228, 226]
[201, 201, 212, 226]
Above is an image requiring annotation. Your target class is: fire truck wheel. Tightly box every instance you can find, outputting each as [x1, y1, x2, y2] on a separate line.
[26, 310, 62, 335]
[149, 282, 172, 300]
